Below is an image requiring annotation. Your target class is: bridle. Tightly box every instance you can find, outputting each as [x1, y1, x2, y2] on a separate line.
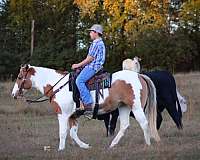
[17, 67, 30, 96]
[26, 72, 70, 103]
[15, 66, 80, 104]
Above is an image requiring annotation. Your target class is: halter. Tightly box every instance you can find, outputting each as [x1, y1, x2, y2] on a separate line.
[18, 67, 30, 96]
[17, 67, 78, 104]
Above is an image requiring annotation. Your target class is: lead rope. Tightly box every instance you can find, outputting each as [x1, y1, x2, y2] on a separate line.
[26, 72, 69, 103]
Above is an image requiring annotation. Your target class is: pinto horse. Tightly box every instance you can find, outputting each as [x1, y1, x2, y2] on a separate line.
[102, 58, 187, 136]
[11, 64, 160, 150]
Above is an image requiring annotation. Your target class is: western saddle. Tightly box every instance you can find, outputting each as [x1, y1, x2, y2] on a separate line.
[69, 68, 111, 119]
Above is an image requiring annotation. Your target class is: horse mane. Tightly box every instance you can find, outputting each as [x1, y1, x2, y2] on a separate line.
[30, 66, 69, 77]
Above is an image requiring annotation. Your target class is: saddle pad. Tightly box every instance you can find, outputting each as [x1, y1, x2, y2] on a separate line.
[69, 72, 112, 91]
[87, 74, 111, 90]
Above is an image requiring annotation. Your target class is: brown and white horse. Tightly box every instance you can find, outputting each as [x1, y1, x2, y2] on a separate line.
[100, 57, 187, 136]
[11, 64, 160, 150]
[123, 57, 187, 128]
[123, 57, 187, 113]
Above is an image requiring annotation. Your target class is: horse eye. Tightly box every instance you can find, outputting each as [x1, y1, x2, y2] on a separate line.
[18, 77, 22, 80]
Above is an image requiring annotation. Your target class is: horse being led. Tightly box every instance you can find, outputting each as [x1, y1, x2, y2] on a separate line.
[101, 57, 187, 136]
[12, 64, 160, 150]
[123, 57, 187, 128]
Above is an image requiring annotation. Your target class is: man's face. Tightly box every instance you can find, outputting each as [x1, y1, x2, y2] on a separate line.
[89, 30, 98, 40]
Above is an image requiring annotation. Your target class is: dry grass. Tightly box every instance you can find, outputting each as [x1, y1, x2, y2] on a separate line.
[0, 72, 200, 160]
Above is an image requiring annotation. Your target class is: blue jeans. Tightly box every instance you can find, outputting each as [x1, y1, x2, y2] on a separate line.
[76, 67, 96, 106]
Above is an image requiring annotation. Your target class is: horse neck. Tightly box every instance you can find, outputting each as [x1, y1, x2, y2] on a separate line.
[133, 63, 140, 73]
[132, 68, 140, 73]
[30, 66, 69, 94]
[132, 66, 140, 73]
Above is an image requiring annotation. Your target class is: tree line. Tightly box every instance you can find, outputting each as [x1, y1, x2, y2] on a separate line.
[0, 0, 199, 80]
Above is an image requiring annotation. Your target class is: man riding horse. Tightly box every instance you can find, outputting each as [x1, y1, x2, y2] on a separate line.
[71, 24, 106, 112]
[11, 26, 160, 150]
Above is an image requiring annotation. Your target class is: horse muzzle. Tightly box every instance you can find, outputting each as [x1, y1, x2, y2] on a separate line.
[12, 93, 18, 99]
[12, 91, 23, 99]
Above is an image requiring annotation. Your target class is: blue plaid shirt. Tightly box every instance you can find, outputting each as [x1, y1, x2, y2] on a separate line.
[85, 38, 105, 72]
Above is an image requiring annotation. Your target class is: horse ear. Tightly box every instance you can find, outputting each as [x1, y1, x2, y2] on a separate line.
[25, 64, 29, 70]
[20, 64, 29, 70]
[133, 57, 138, 61]
[27, 67, 36, 76]
[133, 56, 142, 61]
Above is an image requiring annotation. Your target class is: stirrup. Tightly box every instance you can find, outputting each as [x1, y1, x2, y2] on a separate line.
[78, 101, 93, 111]
[71, 109, 85, 118]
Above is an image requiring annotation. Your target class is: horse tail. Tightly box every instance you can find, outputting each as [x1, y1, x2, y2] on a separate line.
[140, 74, 160, 142]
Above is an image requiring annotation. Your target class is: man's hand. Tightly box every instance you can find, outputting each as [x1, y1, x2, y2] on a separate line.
[71, 64, 80, 70]
[71, 55, 94, 70]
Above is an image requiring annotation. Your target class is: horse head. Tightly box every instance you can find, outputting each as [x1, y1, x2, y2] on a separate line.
[122, 56, 141, 72]
[11, 64, 36, 99]
[176, 89, 187, 113]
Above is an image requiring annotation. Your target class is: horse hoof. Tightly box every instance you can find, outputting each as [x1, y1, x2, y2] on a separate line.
[146, 142, 151, 146]
[109, 143, 116, 148]
[143, 144, 149, 150]
[80, 143, 91, 149]
[58, 147, 65, 151]
[109, 130, 115, 136]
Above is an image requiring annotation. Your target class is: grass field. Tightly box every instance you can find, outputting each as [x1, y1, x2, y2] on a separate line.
[0, 72, 200, 160]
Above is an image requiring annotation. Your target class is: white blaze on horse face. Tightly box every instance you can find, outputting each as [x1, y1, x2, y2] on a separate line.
[11, 66, 36, 98]
[11, 67, 24, 98]
[11, 82, 20, 98]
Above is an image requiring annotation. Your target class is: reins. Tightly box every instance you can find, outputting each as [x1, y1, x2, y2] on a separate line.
[26, 72, 70, 103]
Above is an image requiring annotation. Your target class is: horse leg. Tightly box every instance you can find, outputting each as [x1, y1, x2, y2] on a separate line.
[132, 103, 150, 145]
[69, 117, 90, 149]
[97, 113, 111, 136]
[104, 114, 110, 137]
[58, 114, 68, 151]
[165, 101, 183, 129]
[157, 111, 163, 130]
[109, 107, 130, 148]
[109, 109, 119, 136]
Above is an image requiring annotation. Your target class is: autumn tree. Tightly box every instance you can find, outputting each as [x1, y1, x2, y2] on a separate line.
[74, 0, 169, 48]
[178, 0, 200, 70]
[179, 0, 200, 32]
[74, 0, 170, 70]
[7, 0, 78, 69]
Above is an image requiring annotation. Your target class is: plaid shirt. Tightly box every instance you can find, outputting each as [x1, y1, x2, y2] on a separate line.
[85, 38, 105, 72]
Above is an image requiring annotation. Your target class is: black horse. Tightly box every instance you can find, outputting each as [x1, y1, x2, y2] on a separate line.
[97, 70, 183, 136]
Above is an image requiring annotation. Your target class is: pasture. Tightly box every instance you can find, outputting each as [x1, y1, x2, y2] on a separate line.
[0, 72, 200, 160]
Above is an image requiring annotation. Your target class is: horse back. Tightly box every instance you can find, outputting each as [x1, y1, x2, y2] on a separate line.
[143, 70, 182, 118]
